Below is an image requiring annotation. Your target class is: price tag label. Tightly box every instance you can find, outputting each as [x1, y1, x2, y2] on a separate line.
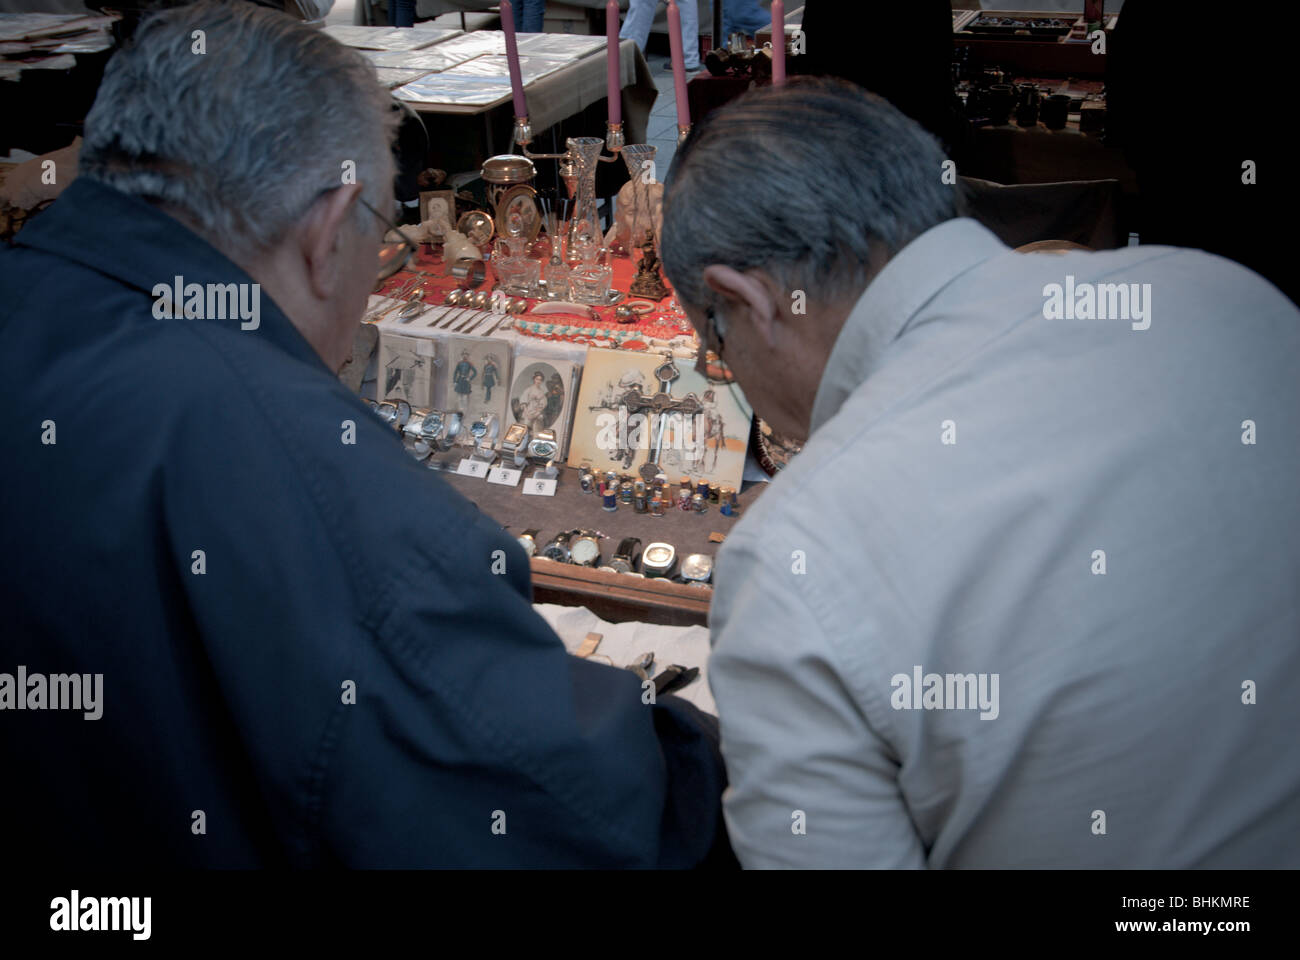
[487, 466, 522, 486]
[523, 476, 558, 497]
[456, 458, 491, 478]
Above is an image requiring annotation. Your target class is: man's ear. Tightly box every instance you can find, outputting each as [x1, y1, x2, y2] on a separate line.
[300, 183, 363, 302]
[701, 264, 780, 343]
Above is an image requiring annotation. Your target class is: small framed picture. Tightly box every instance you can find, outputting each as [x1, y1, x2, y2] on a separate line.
[419, 189, 457, 239]
[510, 355, 579, 458]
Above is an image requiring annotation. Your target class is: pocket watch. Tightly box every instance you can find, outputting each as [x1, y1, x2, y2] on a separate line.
[641, 542, 677, 578]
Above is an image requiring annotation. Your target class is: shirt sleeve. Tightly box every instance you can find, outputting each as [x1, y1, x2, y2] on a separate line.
[708, 531, 927, 868]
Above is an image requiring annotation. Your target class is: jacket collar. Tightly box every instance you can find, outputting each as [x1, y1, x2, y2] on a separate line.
[810, 217, 1007, 434]
[16, 177, 328, 373]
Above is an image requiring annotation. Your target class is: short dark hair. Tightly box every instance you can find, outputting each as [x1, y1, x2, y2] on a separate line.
[661, 77, 959, 309]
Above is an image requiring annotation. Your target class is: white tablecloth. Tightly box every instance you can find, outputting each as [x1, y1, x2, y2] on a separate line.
[534, 602, 715, 715]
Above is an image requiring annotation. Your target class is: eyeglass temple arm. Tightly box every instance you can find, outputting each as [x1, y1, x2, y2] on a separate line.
[360, 197, 422, 252]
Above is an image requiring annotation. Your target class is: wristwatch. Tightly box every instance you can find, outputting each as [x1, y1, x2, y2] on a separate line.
[516, 528, 541, 558]
[421, 409, 462, 451]
[402, 407, 434, 459]
[526, 428, 559, 463]
[374, 397, 411, 431]
[679, 553, 714, 585]
[499, 422, 530, 465]
[606, 537, 642, 574]
[540, 530, 573, 563]
[469, 413, 499, 461]
[641, 542, 677, 578]
[569, 530, 604, 567]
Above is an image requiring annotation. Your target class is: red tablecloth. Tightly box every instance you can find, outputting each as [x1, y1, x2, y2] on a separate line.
[375, 244, 695, 345]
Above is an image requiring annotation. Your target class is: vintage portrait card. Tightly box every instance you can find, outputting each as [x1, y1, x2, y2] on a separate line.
[443, 336, 512, 444]
[508, 354, 580, 459]
[567, 347, 751, 488]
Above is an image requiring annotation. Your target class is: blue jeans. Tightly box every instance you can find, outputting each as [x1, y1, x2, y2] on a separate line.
[621, 0, 700, 69]
[518, 0, 546, 32]
[389, 0, 416, 28]
[724, 0, 771, 39]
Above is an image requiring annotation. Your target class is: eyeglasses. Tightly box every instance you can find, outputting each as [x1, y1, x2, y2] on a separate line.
[358, 196, 421, 255]
[705, 306, 726, 357]
[700, 305, 753, 420]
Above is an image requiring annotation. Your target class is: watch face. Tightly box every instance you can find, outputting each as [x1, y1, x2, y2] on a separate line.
[608, 558, 632, 574]
[504, 424, 527, 445]
[422, 412, 443, 438]
[517, 536, 536, 558]
[681, 554, 713, 582]
[571, 538, 600, 566]
[404, 435, 431, 460]
[541, 544, 568, 562]
[529, 439, 557, 459]
[643, 544, 675, 575]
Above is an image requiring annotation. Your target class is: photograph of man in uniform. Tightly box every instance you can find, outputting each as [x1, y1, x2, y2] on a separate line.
[482, 353, 501, 403]
[453, 349, 476, 400]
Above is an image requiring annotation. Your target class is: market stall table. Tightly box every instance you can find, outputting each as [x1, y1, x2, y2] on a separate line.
[356, 240, 769, 626]
[401, 36, 654, 161]
[329, 26, 656, 165]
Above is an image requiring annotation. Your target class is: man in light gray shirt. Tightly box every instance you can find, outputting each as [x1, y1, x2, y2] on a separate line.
[661, 78, 1300, 868]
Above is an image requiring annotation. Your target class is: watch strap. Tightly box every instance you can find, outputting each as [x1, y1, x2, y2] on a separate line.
[574, 632, 603, 658]
[653, 665, 698, 697]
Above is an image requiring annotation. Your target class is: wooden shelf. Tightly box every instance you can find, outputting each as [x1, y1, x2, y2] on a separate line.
[530, 558, 712, 627]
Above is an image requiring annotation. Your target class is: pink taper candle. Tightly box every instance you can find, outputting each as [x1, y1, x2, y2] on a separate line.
[667, 0, 691, 127]
[606, 1, 621, 125]
[771, 0, 786, 86]
[501, 0, 528, 118]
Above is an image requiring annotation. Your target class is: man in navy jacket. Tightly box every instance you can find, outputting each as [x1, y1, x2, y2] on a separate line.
[0, 1, 730, 868]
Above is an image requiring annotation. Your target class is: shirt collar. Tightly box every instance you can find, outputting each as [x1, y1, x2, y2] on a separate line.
[15, 177, 328, 373]
[810, 217, 1007, 434]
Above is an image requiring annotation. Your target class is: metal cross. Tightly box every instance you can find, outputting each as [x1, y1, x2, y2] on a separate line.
[616, 355, 702, 480]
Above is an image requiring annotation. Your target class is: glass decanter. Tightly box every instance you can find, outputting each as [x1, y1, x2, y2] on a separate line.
[568, 234, 612, 305]
[543, 254, 571, 300]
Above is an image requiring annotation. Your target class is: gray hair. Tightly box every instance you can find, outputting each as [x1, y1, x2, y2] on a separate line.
[661, 77, 960, 310]
[79, 1, 398, 261]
